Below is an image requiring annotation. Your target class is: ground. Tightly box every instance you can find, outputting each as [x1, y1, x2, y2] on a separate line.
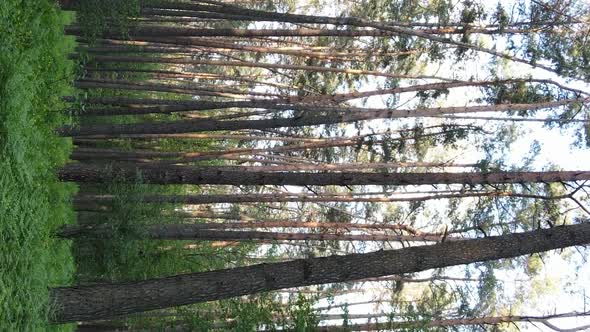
[0, 1, 76, 330]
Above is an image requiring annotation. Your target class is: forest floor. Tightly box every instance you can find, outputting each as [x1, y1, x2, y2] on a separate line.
[0, 1, 76, 330]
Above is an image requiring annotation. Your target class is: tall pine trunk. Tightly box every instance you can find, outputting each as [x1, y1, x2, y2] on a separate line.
[58, 163, 590, 186]
[50, 223, 590, 323]
[57, 224, 451, 242]
[72, 190, 509, 206]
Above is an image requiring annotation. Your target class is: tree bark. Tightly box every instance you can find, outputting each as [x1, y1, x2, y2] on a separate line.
[77, 54, 449, 81]
[72, 190, 549, 207]
[58, 163, 590, 186]
[80, 39, 423, 61]
[50, 223, 590, 323]
[64, 26, 401, 38]
[66, 218, 423, 234]
[74, 79, 279, 99]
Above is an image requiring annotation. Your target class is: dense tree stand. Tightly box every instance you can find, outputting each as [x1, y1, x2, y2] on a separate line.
[48, 0, 590, 330]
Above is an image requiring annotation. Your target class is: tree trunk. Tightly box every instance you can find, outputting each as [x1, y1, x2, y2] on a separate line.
[76, 54, 448, 81]
[50, 223, 590, 323]
[80, 38, 423, 61]
[58, 163, 590, 186]
[141, 1, 559, 75]
[72, 190, 553, 207]
[57, 224, 451, 242]
[109, 39, 429, 62]
[58, 99, 579, 137]
[69, 127, 471, 161]
[64, 26, 401, 38]
[73, 79, 578, 117]
[66, 218, 424, 234]
[74, 79, 278, 99]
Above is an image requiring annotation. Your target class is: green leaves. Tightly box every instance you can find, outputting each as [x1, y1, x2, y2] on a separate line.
[77, 0, 141, 43]
[1, 1, 76, 330]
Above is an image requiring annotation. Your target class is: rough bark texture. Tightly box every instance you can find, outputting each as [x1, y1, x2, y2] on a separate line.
[50, 223, 590, 323]
[58, 163, 590, 186]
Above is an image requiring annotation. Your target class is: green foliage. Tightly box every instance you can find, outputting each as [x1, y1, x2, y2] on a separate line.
[506, 0, 590, 80]
[376, 123, 478, 164]
[493, 3, 509, 29]
[416, 88, 450, 104]
[459, 0, 485, 25]
[221, 296, 276, 331]
[391, 283, 456, 331]
[72, 180, 255, 282]
[0, 0, 76, 330]
[473, 265, 499, 315]
[384, 0, 453, 25]
[287, 294, 320, 331]
[485, 81, 553, 107]
[76, 0, 140, 43]
[338, 304, 352, 331]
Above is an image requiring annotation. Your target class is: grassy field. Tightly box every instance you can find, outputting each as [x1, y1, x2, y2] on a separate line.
[0, 0, 76, 330]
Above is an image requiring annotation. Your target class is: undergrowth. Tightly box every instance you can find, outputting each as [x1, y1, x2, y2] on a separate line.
[0, 1, 76, 330]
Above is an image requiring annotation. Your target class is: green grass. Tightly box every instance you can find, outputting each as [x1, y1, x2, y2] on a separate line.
[0, 1, 77, 330]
